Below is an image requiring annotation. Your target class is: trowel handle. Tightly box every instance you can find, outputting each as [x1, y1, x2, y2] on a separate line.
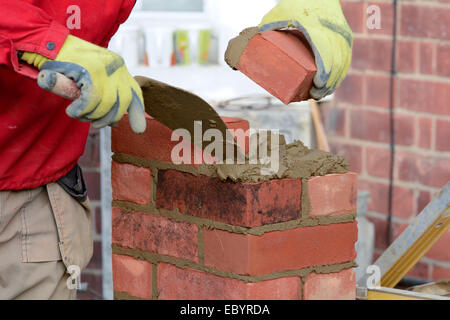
[37, 70, 81, 101]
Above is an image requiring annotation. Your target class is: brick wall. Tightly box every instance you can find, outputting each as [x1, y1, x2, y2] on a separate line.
[78, 1, 449, 298]
[110, 115, 359, 300]
[321, 0, 450, 281]
[78, 127, 103, 300]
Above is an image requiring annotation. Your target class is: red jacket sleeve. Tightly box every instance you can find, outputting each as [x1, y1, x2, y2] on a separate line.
[0, 0, 69, 78]
[99, 0, 137, 48]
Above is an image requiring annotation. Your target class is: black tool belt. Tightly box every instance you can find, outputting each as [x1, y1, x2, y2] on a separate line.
[57, 164, 88, 202]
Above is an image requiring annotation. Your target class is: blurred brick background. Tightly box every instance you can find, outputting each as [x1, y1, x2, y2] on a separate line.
[322, 0, 450, 281]
[79, 127, 103, 300]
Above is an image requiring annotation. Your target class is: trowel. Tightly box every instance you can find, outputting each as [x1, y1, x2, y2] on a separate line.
[37, 70, 242, 159]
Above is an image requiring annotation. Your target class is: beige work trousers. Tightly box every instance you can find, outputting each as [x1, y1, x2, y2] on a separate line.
[0, 182, 93, 300]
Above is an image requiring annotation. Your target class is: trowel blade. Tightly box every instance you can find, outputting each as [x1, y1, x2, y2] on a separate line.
[135, 76, 242, 160]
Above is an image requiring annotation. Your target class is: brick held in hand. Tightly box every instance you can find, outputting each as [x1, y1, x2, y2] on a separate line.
[236, 30, 317, 104]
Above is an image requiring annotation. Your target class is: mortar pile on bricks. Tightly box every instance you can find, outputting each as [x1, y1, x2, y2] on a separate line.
[111, 114, 359, 300]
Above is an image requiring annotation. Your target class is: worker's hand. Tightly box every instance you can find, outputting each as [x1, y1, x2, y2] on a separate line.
[259, 0, 353, 100]
[21, 35, 146, 133]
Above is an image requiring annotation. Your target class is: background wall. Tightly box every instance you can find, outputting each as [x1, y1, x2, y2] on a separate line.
[322, 0, 450, 281]
[78, 128, 103, 299]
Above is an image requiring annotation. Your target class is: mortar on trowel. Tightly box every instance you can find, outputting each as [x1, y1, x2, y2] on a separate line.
[225, 27, 317, 105]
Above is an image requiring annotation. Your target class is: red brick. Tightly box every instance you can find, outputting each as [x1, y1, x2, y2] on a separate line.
[358, 180, 414, 219]
[349, 111, 416, 146]
[352, 37, 393, 72]
[366, 2, 394, 35]
[112, 114, 250, 164]
[418, 117, 433, 149]
[420, 42, 435, 75]
[366, 146, 391, 179]
[112, 162, 152, 205]
[157, 263, 301, 300]
[366, 74, 391, 108]
[398, 79, 450, 116]
[396, 151, 417, 183]
[156, 170, 302, 227]
[407, 261, 430, 280]
[113, 114, 186, 163]
[432, 265, 450, 281]
[236, 30, 317, 104]
[83, 171, 100, 201]
[203, 231, 249, 275]
[366, 216, 389, 250]
[436, 44, 450, 77]
[401, 4, 450, 41]
[397, 151, 450, 188]
[112, 208, 199, 262]
[246, 277, 301, 300]
[336, 73, 364, 105]
[341, 1, 365, 33]
[436, 119, 450, 151]
[350, 109, 389, 143]
[321, 104, 347, 137]
[330, 142, 362, 173]
[394, 113, 415, 146]
[397, 40, 418, 73]
[392, 187, 415, 219]
[357, 180, 389, 214]
[365, 215, 405, 250]
[203, 222, 358, 276]
[307, 173, 357, 218]
[303, 268, 355, 300]
[416, 158, 450, 188]
[112, 254, 152, 299]
[426, 232, 450, 262]
[223, 117, 251, 155]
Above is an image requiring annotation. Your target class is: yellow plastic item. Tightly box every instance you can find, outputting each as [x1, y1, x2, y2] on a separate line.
[381, 208, 450, 288]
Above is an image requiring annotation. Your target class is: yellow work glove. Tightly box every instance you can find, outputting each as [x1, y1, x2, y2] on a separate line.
[22, 35, 146, 133]
[259, 0, 353, 100]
